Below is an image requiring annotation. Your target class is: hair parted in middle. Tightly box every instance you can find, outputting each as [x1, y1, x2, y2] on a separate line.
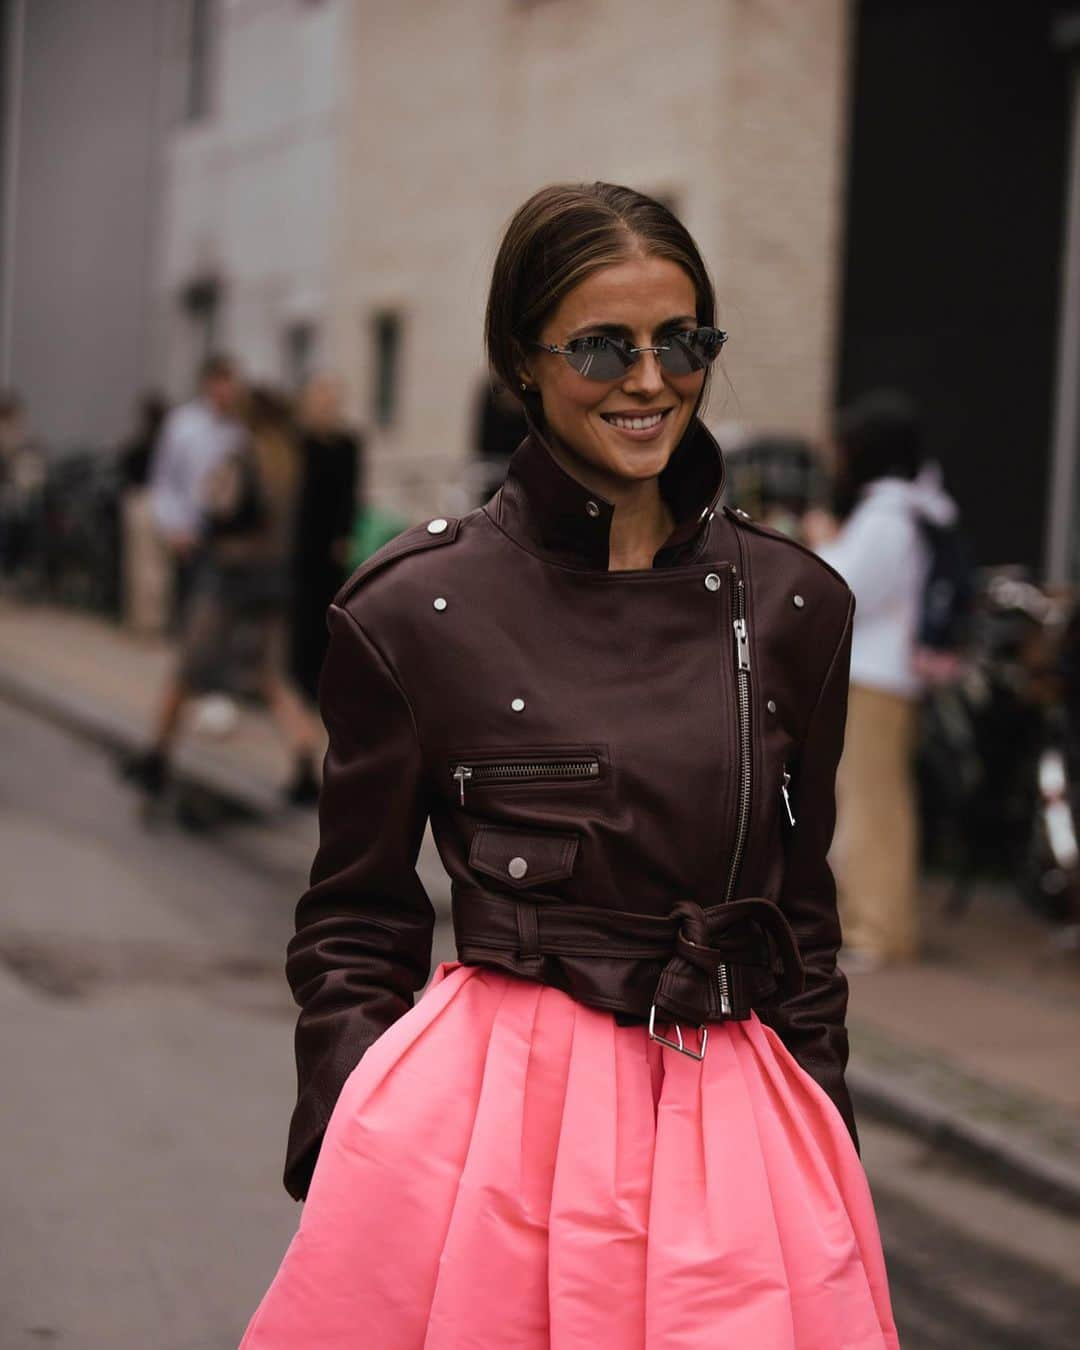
[485, 182, 717, 415]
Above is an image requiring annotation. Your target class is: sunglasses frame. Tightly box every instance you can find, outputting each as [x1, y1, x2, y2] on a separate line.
[528, 326, 728, 382]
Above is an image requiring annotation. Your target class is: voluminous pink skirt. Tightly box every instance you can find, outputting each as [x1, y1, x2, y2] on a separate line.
[242, 963, 899, 1348]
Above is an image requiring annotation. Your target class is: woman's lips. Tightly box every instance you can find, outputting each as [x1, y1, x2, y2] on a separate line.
[599, 407, 674, 442]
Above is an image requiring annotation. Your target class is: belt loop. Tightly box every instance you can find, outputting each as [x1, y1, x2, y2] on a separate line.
[515, 900, 540, 962]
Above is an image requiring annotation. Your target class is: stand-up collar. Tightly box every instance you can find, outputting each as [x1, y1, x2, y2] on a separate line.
[494, 416, 726, 570]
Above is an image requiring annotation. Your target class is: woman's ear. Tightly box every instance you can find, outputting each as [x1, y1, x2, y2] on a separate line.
[512, 338, 537, 393]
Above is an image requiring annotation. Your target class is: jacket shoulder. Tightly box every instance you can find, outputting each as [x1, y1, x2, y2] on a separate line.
[334, 515, 463, 608]
[722, 505, 852, 601]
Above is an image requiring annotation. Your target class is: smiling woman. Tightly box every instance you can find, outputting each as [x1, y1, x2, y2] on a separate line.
[241, 183, 899, 1349]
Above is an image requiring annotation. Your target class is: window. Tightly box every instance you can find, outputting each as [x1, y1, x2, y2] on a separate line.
[185, 0, 215, 122]
[283, 321, 317, 390]
[371, 311, 402, 427]
[179, 274, 221, 374]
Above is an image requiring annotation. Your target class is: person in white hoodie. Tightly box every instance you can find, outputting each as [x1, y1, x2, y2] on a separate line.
[804, 392, 958, 969]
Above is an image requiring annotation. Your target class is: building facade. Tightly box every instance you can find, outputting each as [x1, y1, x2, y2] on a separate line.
[1, 0, 170, 451]
[150, 0, 349, 400]
[332, 0, 852, 520]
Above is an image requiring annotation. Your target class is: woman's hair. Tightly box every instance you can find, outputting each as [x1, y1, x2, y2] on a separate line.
[485, 182, 716, 413]
[246, 385, 300, 508]
[832, 390, 924, 518]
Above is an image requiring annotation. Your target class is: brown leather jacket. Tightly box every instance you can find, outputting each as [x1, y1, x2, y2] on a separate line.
[284, 418, 856, 1200]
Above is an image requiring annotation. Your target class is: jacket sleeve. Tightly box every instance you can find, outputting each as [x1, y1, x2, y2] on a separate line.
[766, 591, 859, 1150]
[283, 601, 434, 1200]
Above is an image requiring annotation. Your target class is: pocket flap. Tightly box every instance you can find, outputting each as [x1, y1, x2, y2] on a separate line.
[468, 826, 580, 890]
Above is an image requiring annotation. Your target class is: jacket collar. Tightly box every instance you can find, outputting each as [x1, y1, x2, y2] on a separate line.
[495, 416, 727, 570]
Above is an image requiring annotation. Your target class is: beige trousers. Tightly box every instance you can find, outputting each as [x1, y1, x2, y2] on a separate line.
[122, 488, 171, 636]
[829, 682, 920, 962]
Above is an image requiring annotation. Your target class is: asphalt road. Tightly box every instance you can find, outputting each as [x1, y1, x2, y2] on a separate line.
[1, 698, 1078, 1348]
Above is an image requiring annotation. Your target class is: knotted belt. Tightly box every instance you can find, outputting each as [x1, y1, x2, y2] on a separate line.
[453, 892, 805, 1057]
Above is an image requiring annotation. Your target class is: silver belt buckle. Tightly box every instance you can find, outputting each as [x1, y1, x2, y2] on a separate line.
[648, 1004, 708, 1061]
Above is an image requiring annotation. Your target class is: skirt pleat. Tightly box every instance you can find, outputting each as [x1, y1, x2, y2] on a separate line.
[241, 964, 899, 1349]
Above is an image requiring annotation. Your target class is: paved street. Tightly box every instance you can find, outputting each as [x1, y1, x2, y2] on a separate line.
[2, 697, 1079, 1348]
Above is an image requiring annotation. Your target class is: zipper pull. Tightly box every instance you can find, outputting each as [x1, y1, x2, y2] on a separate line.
[717, 962, 733, 1016]
[452, 764, 472, 806]
[781, 766, 796, 827]
[733, 617, 751, 672]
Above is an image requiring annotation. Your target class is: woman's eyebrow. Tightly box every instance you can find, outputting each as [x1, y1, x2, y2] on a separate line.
[564, 314, 698, 341]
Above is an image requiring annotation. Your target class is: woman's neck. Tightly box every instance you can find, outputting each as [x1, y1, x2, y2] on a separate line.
[606, 482, 675, 571]
[543, 433, 676, 571]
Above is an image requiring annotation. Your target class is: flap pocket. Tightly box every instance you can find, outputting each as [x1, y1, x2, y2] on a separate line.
[468, 826, 580, 891]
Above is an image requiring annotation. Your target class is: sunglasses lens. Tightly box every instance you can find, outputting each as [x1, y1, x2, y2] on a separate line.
[661, 328, 725, 375]
[564, 336, 633, 381]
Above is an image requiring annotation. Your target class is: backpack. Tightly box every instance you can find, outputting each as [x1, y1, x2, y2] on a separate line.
[916, 517, 977, 654]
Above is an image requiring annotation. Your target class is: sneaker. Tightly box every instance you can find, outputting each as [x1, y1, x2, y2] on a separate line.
[284, 761, 320, 807]
[119, 748, 168, 797]
[837, 946, 885, 976]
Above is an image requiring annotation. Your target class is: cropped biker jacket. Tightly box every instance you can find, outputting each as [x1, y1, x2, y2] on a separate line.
[283, 417, 857, 1201]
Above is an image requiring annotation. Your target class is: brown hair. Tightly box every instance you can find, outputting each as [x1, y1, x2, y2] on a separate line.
[485, 182, 716, 415]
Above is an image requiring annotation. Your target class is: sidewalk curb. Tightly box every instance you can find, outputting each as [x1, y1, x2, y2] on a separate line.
[4, 647, 1079, 1215]
[0, 660, 281, 818]
[848, 1060, 1080, 1218]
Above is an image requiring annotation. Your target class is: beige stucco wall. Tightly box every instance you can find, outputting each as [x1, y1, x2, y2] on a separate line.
[334, 0, 852, 520]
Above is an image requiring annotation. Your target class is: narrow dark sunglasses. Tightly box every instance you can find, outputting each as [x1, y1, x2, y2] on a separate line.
[530, 326, 727, 382]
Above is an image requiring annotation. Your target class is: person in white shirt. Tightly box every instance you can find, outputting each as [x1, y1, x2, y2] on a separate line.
[805, 392, 958, 969]
[124, 355, 244, 797]
[150, 355, 245, 567]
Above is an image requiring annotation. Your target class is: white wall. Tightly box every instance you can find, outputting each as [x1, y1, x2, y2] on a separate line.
[152, 0, 348, 399]
[334, 0, 851, 521]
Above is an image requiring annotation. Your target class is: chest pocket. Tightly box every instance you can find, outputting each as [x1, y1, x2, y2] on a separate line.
[468, 825, 580, 891]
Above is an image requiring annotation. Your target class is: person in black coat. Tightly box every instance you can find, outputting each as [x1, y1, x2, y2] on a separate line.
[291, 374, 362, 701]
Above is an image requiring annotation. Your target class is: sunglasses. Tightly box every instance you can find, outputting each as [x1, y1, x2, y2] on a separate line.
[529, 325, 727, 382]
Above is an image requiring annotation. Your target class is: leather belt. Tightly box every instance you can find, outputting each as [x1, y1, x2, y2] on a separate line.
[453, 891, 805, 1058]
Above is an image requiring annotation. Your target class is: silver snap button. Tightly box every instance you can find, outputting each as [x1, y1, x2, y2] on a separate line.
[508, 856, 528, 880]
[510, 697, 526, 712]
[585, 500, 600, 518]
[704, 573, 721, 592]
[766, 699, 777, 714]
[427, 517, 449, 534]
[792, 593, 805, 609]
[433, 597, 447, 611]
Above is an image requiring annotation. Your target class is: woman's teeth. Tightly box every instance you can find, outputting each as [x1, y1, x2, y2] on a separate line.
[604, 411, 666, 431]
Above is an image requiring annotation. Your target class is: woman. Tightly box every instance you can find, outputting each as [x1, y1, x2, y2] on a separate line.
[125, 387, 321, 807]
[290, 373, 362, 702]
[242, 185, 898, 1347]
[806, 392, 958, 969]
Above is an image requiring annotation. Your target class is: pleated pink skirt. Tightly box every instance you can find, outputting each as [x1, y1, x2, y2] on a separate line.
[242, 963, 899, 1349]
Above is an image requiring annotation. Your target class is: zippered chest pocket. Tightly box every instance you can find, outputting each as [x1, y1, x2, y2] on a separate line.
[447, 746, 607, 807]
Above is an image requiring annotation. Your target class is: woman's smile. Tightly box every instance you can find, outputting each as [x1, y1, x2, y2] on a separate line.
[597, 406, 675, 440]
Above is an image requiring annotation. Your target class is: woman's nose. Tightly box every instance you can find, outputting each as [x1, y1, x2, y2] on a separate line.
[620, 349, 666, 397]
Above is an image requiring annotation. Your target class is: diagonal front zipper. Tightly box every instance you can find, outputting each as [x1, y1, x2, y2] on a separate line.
[451, 756, 600, 807]
[718, 566, 754, 1015]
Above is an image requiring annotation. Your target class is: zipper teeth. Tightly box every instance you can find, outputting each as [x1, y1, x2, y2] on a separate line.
[464, 759, 599, 782]
[724, 573, 753, 903]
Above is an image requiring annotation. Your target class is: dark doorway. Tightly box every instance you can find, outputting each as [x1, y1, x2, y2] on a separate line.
[837, 2, 1072, 571]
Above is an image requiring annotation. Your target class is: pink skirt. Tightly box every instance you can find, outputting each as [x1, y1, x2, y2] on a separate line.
[242, 963, 899, 1349]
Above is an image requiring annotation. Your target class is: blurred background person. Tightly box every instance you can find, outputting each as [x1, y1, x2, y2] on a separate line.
[147, 354, 245, 628]
[804, 391, 960, 970]
[470, 377, 529, 504]
[116, 392, 170, 635]
[0, 389, 45, 591]
[290, 373, 362, 703]
[125, 385, 320, 806]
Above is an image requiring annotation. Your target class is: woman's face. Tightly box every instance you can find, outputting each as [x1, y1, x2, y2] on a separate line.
[522, 254, 706, 496]
[300, 374, 344, 430]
